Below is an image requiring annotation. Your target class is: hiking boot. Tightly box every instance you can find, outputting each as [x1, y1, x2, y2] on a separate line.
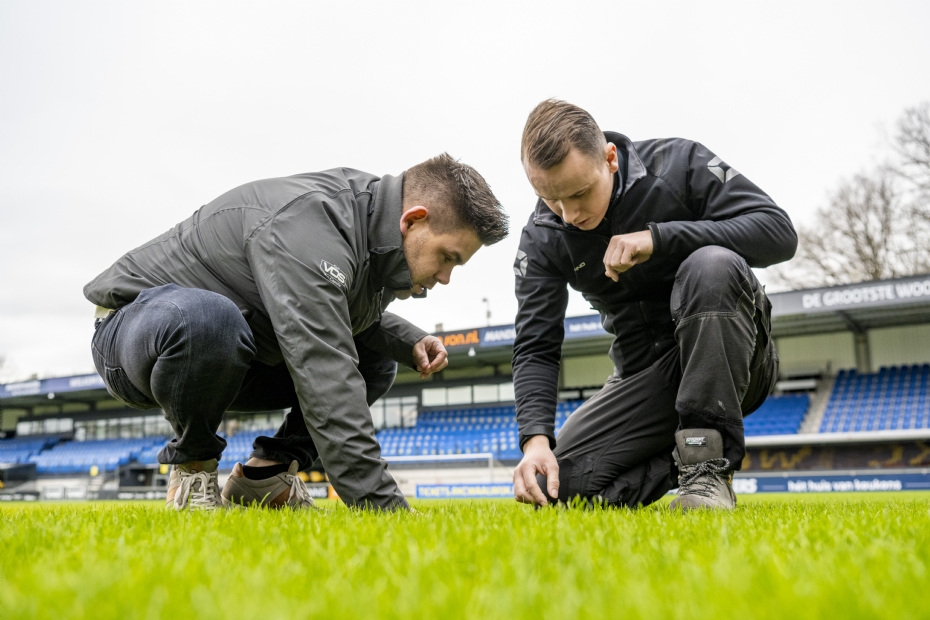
[669, 429, 736, 512]
[166, 459, 222, 511]
[221, 460, 317, 510]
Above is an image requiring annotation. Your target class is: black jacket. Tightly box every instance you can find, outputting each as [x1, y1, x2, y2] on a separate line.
[85, 170, 426, 509]
[512, 133, 797, 449]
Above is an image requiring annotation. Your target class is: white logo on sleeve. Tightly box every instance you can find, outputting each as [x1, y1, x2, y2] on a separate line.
[708, 156, 741, 183]
[514, 249, 528, 277]
[320, 260, 348, 289]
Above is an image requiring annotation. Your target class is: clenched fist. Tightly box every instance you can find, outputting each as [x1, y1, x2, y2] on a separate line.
[603, 230, 654, 281]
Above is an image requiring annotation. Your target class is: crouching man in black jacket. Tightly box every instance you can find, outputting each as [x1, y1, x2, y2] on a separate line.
[511, 99, 797, 511]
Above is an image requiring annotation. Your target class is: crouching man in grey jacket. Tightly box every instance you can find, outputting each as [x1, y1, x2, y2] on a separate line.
[84, 153, 509, 511]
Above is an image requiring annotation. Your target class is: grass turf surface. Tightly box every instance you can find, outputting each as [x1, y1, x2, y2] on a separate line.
[2, 494, 929, 619]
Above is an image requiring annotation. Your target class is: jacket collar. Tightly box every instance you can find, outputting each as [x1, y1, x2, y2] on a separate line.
[368, 173, 415, 290]
[604, 131, 647, 197]
[533, 131, 647, 230]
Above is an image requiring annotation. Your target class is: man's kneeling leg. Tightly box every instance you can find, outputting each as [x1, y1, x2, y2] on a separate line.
[536, 447, 677, 509]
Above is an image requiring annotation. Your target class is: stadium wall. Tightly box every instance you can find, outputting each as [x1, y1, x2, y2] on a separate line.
[870, 324, 930, 368]
[775, 332, 856, 376]
[1, 408, 24, 432]
[562, 355, 615, 388]
[775, 324, 930, 376]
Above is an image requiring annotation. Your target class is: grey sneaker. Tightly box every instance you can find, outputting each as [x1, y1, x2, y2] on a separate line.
[166, 459, 222, 511]
[669, 429, 736, 512]
[221, 460, 317, 510]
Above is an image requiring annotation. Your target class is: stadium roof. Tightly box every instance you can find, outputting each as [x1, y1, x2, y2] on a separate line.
[3, 273, 930, 406]
[0, 373, 108, 410]
[768, 273, 930, 337]
[430, 272, 930, 365]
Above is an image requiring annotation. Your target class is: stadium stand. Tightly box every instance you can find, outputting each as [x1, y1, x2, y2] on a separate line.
[377, 401, 584, 460]
[743, 394, 810, 437]
[135, 428, 279, 470]
[28, 438, 164, 474]
[7, 364, 930, 476]
[0, 436, 60, 465]
[378, 395, 813, 459]
[820, 364, 930, 433]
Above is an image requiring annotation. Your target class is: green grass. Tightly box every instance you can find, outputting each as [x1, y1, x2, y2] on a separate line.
[2, 494, 929, 619]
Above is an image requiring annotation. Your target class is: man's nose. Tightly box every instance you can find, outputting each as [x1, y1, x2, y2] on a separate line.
[435, 268, 452, 286]
[561, 203, 581, 224]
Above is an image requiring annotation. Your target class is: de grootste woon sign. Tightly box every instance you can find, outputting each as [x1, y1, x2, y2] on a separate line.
[769, 274, 930, 317]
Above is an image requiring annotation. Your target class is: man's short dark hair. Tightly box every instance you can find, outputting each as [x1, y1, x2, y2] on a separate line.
[521, 98, 606, 170]
[404, 153, 509, 245]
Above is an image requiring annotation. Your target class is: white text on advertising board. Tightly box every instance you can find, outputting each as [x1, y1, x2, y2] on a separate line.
[802, 279, 930, 310]
[786, 478, 903, 492]
[482, 327, 516, 344]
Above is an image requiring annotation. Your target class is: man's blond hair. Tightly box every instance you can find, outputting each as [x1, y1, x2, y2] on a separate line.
[521, 99, 606, 170]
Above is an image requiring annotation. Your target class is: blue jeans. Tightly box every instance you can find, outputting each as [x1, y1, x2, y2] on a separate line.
[90, 284, 397, 469]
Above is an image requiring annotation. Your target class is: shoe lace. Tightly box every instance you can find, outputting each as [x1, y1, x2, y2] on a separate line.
[677, 458, 731, 499]
[284, 472, 316, 508]
[174, 470, 219, 510]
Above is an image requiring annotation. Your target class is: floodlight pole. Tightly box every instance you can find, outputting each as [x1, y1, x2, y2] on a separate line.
[482, 297, 491, 327]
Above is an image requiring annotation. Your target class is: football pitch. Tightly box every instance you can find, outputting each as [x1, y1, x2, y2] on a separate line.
[2, 494, 929, 619]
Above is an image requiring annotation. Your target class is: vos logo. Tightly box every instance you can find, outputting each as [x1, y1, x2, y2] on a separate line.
[320, 260, 348, 289]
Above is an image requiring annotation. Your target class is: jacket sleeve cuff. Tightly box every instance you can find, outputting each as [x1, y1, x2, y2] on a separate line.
[519, 426, 556, 452]
[358, 313, 429, 369]
[647, 222, 663, 257]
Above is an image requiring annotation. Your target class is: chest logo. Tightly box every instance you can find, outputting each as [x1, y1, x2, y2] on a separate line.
[514, 249, 528, 277]
[320, 260, 348, 289]
[708, 156, 741, 183]
[574, 262, 586, 272]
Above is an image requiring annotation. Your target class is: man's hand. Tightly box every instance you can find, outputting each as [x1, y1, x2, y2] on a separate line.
[603, 230, 654, 281]
[513, 435, 559, 507]
[412, 335, 448, 379]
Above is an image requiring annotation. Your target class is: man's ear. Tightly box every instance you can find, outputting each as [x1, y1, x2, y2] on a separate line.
[400, 206, 429, 236]
[606, 143, 619, 174]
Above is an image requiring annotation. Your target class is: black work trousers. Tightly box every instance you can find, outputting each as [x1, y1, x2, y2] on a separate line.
[537, 246, 778, 508]
[90, 284, 396, 470]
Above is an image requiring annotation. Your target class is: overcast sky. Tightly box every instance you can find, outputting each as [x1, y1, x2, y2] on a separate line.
[1, 1, 929, 382]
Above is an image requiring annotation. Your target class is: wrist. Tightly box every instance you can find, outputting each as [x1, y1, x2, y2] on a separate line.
[524, 434, 552, 453]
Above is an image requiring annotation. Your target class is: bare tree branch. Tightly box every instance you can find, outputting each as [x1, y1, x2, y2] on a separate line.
[767, 168, 929, 289]
[768, 103, 930, 290]
[893, 102, 930, 194]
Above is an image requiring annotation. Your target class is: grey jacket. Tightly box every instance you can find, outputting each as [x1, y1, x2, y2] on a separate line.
[85, 169, 427, 509]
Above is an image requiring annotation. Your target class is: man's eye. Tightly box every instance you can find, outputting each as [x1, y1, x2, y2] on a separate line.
[573, 190, 587, 198]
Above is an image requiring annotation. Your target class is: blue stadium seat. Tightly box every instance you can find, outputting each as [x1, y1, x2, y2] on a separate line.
[27, 437, 166, 474]
[742, 394, 810, 437]
[384, 395, 815, 455]
[376, 400, 575, 460]
[819, 365, 930, 433]
[0, 435, 61, 465]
